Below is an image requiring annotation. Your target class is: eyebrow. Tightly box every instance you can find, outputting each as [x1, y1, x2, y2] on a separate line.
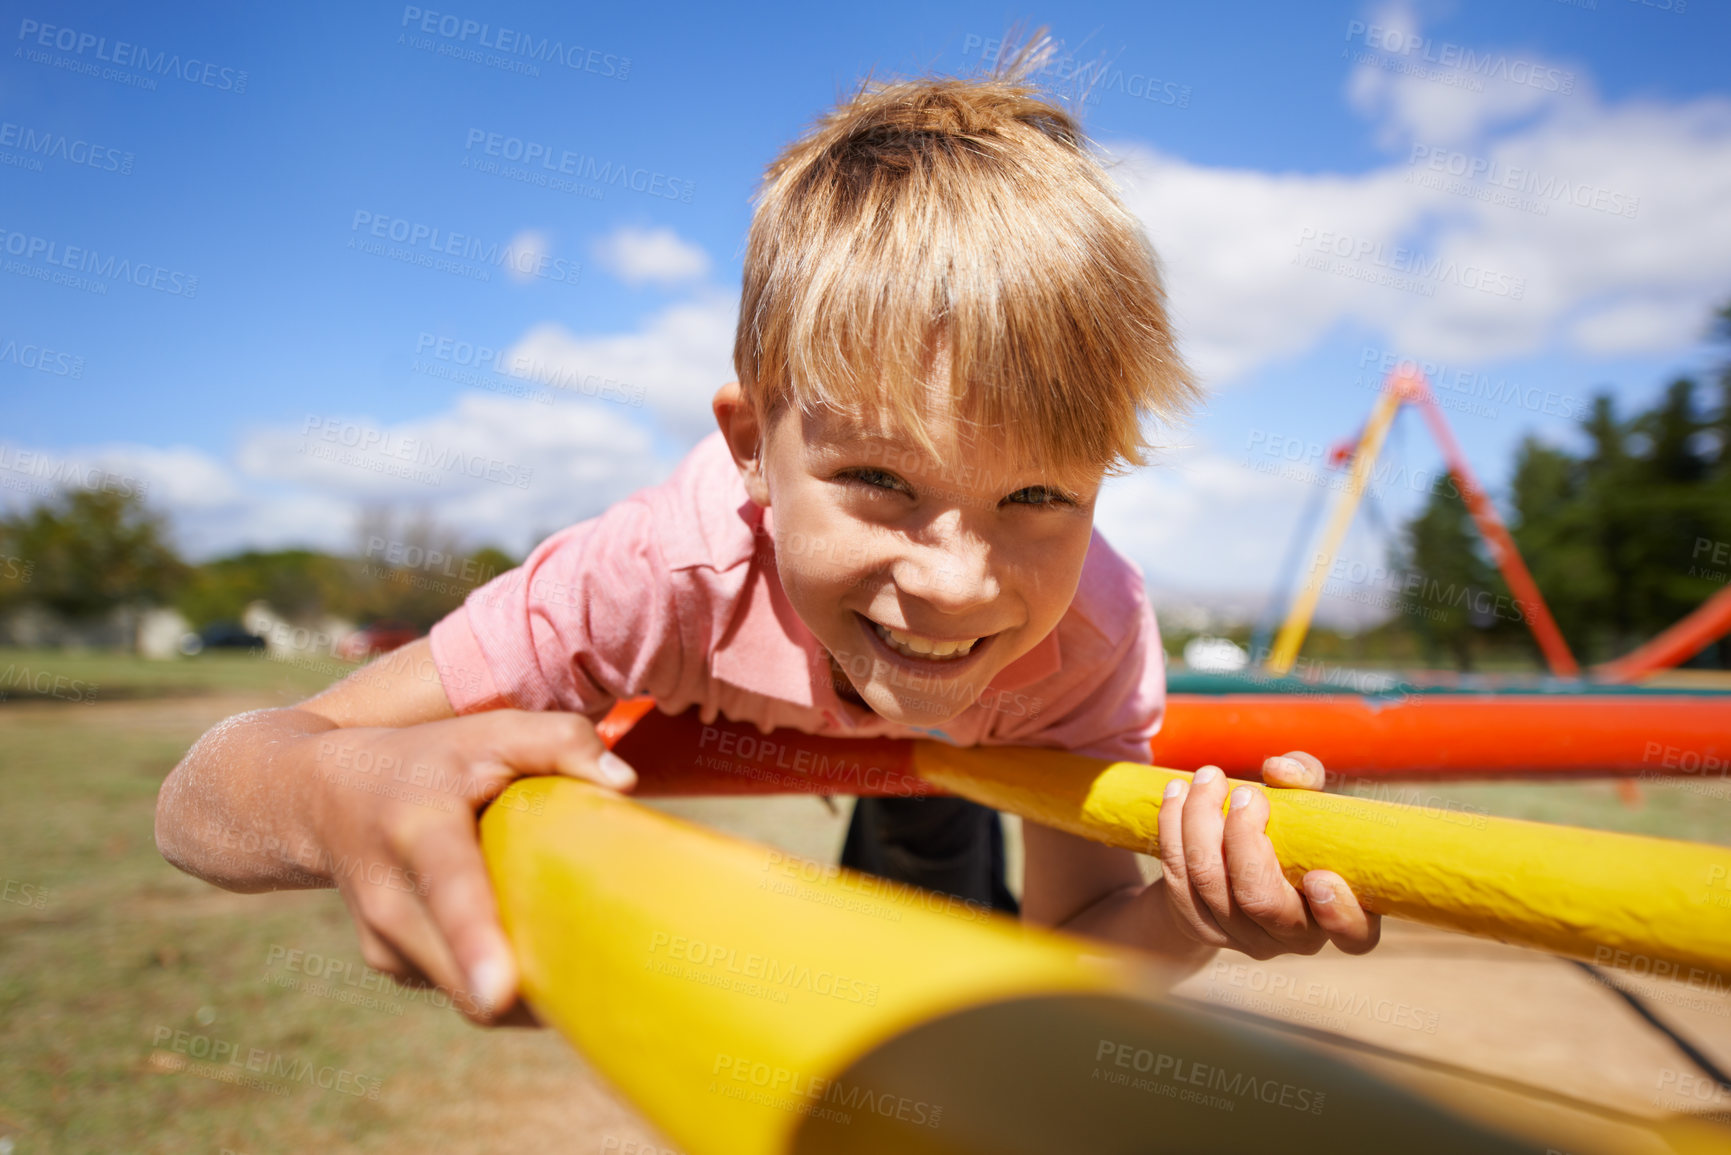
[807, 419, 1103, 493]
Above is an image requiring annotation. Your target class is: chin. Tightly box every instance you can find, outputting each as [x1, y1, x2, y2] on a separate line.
[862, 688, 969, 730]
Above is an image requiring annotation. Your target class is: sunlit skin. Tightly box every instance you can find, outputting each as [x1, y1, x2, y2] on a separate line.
[714, 377, 1381, 971]
[717, 388, 1098, 729]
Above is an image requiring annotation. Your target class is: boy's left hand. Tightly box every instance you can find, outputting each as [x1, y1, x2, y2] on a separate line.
[1154, 751, 1380, 960]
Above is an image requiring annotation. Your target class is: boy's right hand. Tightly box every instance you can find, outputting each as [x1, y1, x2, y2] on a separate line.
[303, 709, 636, 1026]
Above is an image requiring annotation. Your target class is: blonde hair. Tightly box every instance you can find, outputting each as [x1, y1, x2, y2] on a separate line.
[732, 36, 1197, 475]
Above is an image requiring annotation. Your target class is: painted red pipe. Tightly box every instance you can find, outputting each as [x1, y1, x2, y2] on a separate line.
[1596, 584, 1731, 684]
[601, 692, 1731, 794]
[1152, 693, 1729, 779]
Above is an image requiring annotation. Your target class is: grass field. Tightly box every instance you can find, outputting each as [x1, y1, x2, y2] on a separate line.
[1, 650, 1727, 1153]
[0, 653, 672, 1155]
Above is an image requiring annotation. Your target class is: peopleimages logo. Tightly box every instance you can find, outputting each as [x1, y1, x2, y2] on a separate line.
[300, 416, 536, 489]
[462, 130, 694, 203]
[398, 7, 629, 79]
[1294, 228, 1525, 299]
[0, 121, 133, 174]
[348, 211, 579, 287]
[1406, 144, 1640, 220]
[1342, 20, 1575, 94]
[15, 18, 249, 92]
[0, 227, 198, 297]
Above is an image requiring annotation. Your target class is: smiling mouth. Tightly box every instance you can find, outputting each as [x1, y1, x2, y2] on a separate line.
[865, 616, 985, 661]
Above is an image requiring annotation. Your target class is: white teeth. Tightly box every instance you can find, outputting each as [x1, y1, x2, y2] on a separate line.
[872, 621, 980, 661]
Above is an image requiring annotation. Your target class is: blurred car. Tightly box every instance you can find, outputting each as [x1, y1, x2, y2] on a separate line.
[185, 622, 268, 654]
[337, 621, 422, 661]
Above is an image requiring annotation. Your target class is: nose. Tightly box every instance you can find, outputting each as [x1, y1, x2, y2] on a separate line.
[892, 514, 1001, 618]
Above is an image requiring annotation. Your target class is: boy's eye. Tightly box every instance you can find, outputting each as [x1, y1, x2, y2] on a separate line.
[1004, 486, 1075, 507]
[838, 468, 912, 496]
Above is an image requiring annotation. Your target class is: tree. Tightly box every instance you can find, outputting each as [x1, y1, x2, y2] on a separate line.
[175, 549, 357, 629]
[1394, 476, 1510, 671]
[1505, 301, 1731, 668]
[0, 488, 187, 618]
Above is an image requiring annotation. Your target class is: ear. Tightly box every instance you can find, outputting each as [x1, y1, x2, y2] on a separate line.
[712, 382, 773, 507]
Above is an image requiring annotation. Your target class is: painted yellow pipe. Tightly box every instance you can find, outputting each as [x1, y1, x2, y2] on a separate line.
[480, 776, 1727, 1155]
[914, 744, 1731, 985]
[1266, 381, 1406, 675]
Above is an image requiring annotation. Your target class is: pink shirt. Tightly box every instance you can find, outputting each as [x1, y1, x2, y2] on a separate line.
[429, 432, 1165, 762]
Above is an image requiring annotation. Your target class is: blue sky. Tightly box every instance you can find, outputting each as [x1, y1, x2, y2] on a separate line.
[3, 0, 1729, 615]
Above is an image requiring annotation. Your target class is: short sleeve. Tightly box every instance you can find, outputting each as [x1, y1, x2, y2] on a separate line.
[427, 496, 697, 718]
[1053, 596, 1164, 763]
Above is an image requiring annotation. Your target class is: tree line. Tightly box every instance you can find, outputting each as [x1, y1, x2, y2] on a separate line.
[1396, 303, 1731, 670]
[0, 496, 514, 636]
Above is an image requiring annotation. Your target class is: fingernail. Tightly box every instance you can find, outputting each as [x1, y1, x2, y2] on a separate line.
[1194, 766, 1218, 785]
[598, 751, 636, 787]
[1163, 779, 1183, 800]
[1229, 786, 1251, 810]
[1303, 876, 1336, 905]
[469, 955, 512, 1014]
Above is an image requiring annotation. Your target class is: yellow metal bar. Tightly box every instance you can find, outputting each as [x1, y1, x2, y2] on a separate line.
[1265, 383, 1405, 675]
[482, 776, 1728, 1155]
[913, 743, 1731, 985]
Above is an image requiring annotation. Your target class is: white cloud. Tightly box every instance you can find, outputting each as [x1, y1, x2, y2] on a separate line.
[0, 392, 676, 561]
[502, 288, 739, 437]
[1569, 297, 1710, 356]
[1096, 443, 1401, 627]
[1344, 0, 1577, 149]
[1106, 81, 1731, 384]
[593, 225, 712, 286]
[503, 229, 551, 285]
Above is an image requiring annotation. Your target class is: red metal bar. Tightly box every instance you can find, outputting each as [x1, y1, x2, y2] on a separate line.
[1152, 693, 1728, 779]
[1409, 381, 1582, 677]
[1595, 584, 1731, 684]
[599, 695, 1731, 790]
[604, 702, 936, 796]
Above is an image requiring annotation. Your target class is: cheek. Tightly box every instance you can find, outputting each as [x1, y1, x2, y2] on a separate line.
[1016, 525, 1094, 614]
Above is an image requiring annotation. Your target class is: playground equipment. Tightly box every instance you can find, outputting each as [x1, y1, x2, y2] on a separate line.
[1231, 364, 1731, 785]
[482, 765, 1731, 1153]
[1150, 681, 1731, 779]
[1265, 367, 1580, 677]
[1597, 585, 1731, 684]
[606, 704, 1731, 985]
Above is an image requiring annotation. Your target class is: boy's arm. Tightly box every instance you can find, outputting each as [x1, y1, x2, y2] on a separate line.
[1021, 820, 1218, 976]
[153, 639, 636, 1022]
[154, 640, 455, 888]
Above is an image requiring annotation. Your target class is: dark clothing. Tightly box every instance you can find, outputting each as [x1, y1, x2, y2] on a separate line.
[839, 795, 1020, 915]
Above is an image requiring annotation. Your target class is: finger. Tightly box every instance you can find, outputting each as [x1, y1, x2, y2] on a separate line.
[1300, 870, 1382, 955]
[478, 711, 637, 790]
[1223, 786, 1325, 951]
[400, 816, 520, 1023]
[349, 914, 435, 990]
[1260, 750, 1326, 790]
[1180, 769, 1284, 957]
[1155, 778, 1230, 947]
[1180, 766, 1236, 926]
[346, 878, 466, 1000]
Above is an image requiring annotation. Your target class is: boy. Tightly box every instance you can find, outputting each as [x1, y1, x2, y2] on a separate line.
[155, 56, 1378, 1026]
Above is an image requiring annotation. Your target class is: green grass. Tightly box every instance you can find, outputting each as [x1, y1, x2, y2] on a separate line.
[0, 655, 606, 1155]
[0, 648, 343, 705]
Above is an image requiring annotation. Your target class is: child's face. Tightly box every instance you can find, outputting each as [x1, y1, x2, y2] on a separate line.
[715, 382, 1102, 728]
